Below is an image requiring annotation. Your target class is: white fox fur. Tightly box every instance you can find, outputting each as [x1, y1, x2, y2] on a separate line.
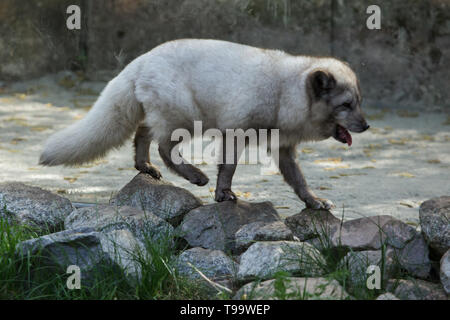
[39, 39, 358, 166]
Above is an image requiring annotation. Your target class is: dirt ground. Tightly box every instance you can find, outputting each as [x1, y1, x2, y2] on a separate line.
[0, 72, 449, 225]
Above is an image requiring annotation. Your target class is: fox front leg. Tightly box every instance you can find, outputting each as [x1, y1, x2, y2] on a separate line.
[278, 146, 334, 210]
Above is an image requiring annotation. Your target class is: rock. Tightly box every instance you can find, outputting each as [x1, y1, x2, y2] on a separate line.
[0, 182, 73, 233]
[387, 279, 447, 300]
[99, 229, 146, 284]
[330, 215, 402, 250]
[330, 215, 431, 279]
[234, 277, 350, 300]
[392, 233, 431, 279]
[340, 250, 397, 288]
[440, 250, 450, 295]
[237, 241, 325, 281]
[111, 173, 202, 226]
[176, 247, 237, 281]
[419, 196, 450, 257]
[376, 293, 399, 300]
[235, 221, 293, 254]
[64, 205, 173, 243]
[16, 228, 146, 286]
[285, 209, 340, 241]
[382, 219, 418, 249]
[180, 200, 280, 253]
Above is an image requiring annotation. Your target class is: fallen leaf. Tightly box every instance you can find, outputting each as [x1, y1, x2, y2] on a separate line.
[399, 202, 414, 208]
[427, 159, 441, 164]
[366, 112, 385, 120]
[10, 138, 26, 144]
[301, 147, 314, 154]
[64, 177, 78, 183]
[31, 126, 50, 132]
[324, 164, 350, 171]
[388, 138, 407, 145]
[314, 157, 342, 164]
[420, 135, 434, 141]
[396, 172, 415, 178]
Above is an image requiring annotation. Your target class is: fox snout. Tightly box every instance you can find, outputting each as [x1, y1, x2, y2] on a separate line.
[350, 121, 370, 133]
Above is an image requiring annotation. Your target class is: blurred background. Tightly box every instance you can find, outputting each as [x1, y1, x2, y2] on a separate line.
[1, 0, 449, 109]
[0, 0, 449, 223]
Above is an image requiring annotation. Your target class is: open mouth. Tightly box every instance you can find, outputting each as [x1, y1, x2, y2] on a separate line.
[333, 125, 352, 146]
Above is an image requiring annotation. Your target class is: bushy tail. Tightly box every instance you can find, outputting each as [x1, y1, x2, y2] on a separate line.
[39, 74, 143, 166]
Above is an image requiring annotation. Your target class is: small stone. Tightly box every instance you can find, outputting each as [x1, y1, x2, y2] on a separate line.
[237, 241, 325, 281]
[234, 277, 350, 300]
[376, 293, 399, 300]
[285, 209, 340, 241]
[340, 249, 397, 288]
[0, 182, 73, 233]
[176, 247, 237, 281]
[440, 249, 450, 295]
[419, 196, 450, 257]
[387, 279, 447, 300]
[111, 173, 202, 226]
[235, 221, 293, 253]
[180, 200, 280, 253]
[64, 205, 173, 243]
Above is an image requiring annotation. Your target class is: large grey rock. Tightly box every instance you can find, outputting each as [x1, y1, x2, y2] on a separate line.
[419, 196, 450, 257]
[0, 182, 73, 232]
[331, 215, 431, 278]
[180, 200, 280, 253]
[235, 221, 293, 254]
[330, 215, 403, 250]
[440, 249, 450, 295]
[16, 228, 146, 286]
[340, 250, 397, 288]
[110, 173, 202, 226]
[285, 209, 340, 241]
[237, 241, 325, 281]
[64, 205, 173, 243]
[234, 277, 350, 300]
[176, 247, 237, 281]
[387, 279, 447, 300]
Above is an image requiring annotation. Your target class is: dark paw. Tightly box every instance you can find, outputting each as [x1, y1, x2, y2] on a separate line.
[215, 189, 237, 202]
[187, 170, 209, 186]
[135, 162, 162, 179]
[305, 197, 334, 210]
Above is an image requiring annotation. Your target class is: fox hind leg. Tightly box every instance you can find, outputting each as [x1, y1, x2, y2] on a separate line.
[158, 140, 209, 186]
[134, 125, 162, 179]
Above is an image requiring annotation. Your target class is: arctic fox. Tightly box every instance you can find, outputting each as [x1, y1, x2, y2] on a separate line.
[40, 39, 369, 209]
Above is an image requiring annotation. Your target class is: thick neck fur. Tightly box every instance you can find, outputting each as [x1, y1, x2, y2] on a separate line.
[276, 55, 355, 147]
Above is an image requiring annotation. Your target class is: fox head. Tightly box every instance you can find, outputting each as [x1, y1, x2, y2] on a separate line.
[306, 63, 369, 146]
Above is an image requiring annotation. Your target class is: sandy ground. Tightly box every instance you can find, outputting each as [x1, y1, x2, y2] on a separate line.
[0, 71, 449, 225]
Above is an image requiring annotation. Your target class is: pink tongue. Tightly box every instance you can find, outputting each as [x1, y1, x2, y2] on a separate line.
[339, 127, 352, 146]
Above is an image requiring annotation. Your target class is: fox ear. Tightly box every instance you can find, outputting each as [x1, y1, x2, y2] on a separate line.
[309, 69, 336, 98]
